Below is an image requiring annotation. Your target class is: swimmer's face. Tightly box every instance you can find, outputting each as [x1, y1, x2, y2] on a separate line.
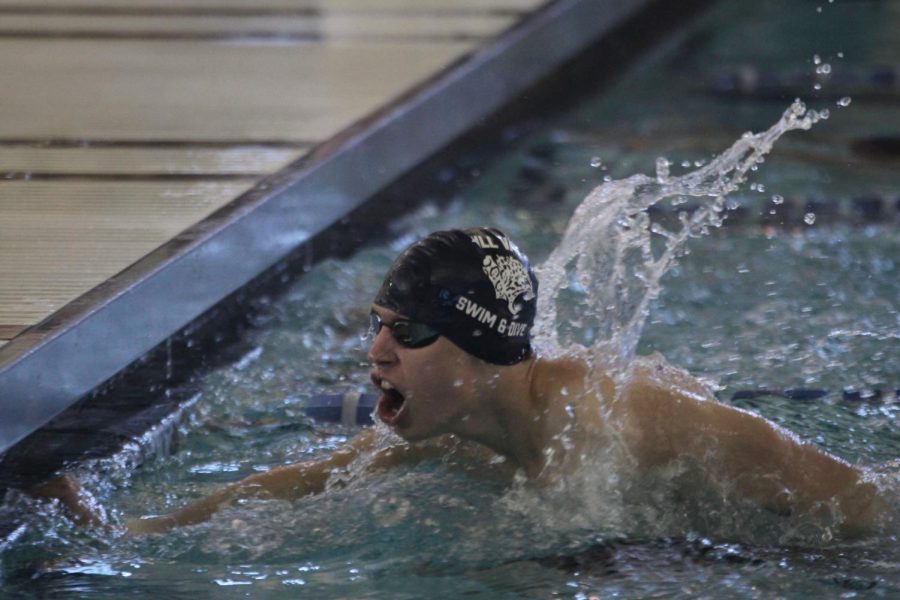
[368, 306, 481, 441]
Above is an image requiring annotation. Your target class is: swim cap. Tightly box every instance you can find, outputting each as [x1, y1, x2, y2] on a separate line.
[373, 227, 537, 365]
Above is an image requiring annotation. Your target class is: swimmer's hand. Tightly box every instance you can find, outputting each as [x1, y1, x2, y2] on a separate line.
[831, 478, 891, 537]
[28, 474, 105, 527]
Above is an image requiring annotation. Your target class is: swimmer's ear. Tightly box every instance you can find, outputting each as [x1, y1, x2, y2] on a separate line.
[28, 474, 105, 528]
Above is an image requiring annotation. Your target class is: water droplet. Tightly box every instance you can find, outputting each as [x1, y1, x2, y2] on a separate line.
[837, 51, 844, 59]
[813, 54, 822, 65]
[534, 103, 823, 372]
[603, 175, 612, 182]
[756, 183, 765, 193]
[813, 83, 822, 91]
[819, 108, 830, 119]
[681, 160, 691, 168]
[655, 157, 671, 183]
[816, 63, 832, 75]
[771, 194, 784, 205]
[837, 96, 852, 107]
[453, 379, 464, 387]
[590, 156, 602, 168]
[804, 212, 817, 225]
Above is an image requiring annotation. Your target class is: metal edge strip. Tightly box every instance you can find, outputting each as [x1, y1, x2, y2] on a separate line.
[0, 0, 654, 454]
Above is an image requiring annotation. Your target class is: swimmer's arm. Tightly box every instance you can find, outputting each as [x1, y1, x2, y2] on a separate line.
[128, 429, 377, 534]
[127, 428, 450, 535]
[29, 474, 105, 527]
[624, 372, 884, 536]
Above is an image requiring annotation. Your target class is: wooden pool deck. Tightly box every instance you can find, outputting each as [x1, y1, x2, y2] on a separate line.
[0, 0, 665, 455]
[0, 0, 545, 353]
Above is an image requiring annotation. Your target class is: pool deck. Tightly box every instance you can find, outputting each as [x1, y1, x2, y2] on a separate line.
[0, 0, 545, 352]
[0, 0, 663, 455]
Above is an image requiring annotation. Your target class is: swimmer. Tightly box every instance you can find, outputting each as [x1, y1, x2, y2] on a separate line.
[38, 228, 888, 536]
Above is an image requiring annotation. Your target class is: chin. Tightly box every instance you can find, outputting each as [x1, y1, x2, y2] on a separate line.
[395, 428, 427, 443]
[393, 422, 439, 443]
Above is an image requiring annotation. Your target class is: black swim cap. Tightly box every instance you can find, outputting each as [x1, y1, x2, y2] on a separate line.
[373, 228, 537, 365]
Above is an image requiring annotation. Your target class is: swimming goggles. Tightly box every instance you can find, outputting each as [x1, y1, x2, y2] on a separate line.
[369, 311, 440, 348]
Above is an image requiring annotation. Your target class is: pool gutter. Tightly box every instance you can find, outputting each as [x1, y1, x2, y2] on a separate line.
[0, 0, 663, 456]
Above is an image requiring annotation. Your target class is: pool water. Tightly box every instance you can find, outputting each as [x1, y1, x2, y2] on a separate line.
[3, 0, 900, 597]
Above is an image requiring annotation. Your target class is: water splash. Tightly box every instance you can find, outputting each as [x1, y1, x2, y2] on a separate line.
[534, 101, 826, 377]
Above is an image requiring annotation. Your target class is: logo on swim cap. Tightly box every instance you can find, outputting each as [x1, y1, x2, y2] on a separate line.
[481, 254, 535, 316]
[374, 227, 536, 364]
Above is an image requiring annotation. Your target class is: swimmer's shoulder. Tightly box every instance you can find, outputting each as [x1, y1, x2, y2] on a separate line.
[535, 349, 590, 380]
[531, 349, 592, 404]
[629, 352, 716, 401]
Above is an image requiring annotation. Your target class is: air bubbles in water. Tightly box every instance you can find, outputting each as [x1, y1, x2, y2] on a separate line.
[650, 222, 669, 237]
[771, 194, 784, 205]
[804, 213, 817, 225]
[837, 96, 852, 107]
[590, 156, 603, 168]
[372, 496, 411, 527]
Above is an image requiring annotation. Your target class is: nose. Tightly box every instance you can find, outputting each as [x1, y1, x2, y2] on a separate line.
[367, 324, 398, 366]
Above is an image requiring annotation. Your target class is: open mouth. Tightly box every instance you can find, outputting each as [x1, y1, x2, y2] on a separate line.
[373, 376, 407, 425]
